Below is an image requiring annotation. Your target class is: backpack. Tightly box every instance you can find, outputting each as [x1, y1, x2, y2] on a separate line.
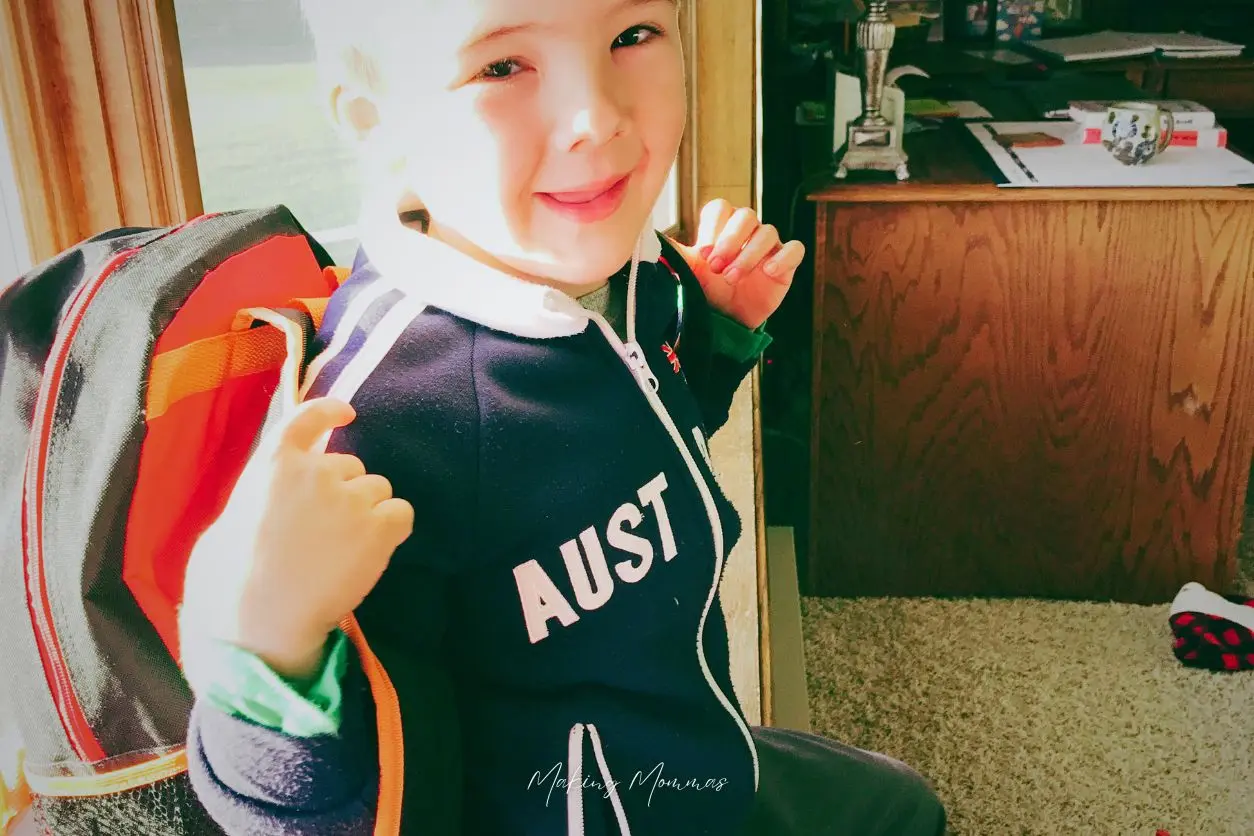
[0, 206, 403, 835]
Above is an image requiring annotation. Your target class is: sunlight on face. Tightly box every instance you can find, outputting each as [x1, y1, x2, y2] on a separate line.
[370, 0, 686, 286]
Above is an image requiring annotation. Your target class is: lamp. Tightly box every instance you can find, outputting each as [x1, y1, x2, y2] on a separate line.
[835, 0, 909, 180]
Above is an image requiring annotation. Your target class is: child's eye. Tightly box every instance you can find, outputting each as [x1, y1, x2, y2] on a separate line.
[477, 59, 526, 81]
[613, 24, 663, 50]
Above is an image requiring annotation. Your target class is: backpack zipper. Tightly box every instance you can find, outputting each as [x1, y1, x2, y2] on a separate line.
[22, 218, 208, 766]
[23, 245, 140, 765]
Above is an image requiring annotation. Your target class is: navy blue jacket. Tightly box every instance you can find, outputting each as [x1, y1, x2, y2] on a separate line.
[187, 225, 763, 835]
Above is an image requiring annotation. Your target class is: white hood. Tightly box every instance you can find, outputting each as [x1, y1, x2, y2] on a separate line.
[354, 208, 662, 341]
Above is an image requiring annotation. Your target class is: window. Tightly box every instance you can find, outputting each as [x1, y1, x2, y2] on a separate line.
[0, 103, 31, 286]
[173, 0, 362, 264]
[173, 0, 685, 267]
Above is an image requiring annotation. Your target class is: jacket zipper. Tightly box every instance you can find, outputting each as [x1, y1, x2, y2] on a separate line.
[22, 218, 210, 766]
[621, 343, 659, 392]
[586, 313, 761, 791]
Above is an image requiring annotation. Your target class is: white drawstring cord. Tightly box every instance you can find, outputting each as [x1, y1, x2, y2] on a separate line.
[626, 230, 645, 347]
[587, 723, 631, 835]
[567, 723, 586, 836]
[620, 230, 659, 393]
[567, 722, 632, 836]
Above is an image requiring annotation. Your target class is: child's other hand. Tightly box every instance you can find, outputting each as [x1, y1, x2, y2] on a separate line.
[181, 398, 414, 682]
[673, 200, 805, 331]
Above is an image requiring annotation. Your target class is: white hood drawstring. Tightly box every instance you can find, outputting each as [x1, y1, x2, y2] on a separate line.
[626, 232, 644, 346]
[567, 722, 632, 836]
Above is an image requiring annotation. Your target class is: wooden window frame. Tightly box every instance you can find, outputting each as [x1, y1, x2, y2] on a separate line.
[689, 0, 769, 727]
[0, 0, 202, 265]
[0, 103, 32, 282]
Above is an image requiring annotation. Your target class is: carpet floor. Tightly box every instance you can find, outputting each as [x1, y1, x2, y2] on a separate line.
[801, 554, 1254, 835]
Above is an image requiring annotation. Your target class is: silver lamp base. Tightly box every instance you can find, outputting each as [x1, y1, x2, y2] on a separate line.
[836, 122, 909, 181]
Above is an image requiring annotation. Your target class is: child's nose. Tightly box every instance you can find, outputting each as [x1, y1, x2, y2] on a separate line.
[551, 65, 629, 152]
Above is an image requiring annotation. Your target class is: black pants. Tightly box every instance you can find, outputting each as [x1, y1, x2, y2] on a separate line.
[743, 727, 947, 836]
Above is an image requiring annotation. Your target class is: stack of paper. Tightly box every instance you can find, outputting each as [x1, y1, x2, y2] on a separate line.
[1155, 32, 1245, 58]
[1068, 100, 1215, 130]
[966, 121, 1254, 188]
[1031, 30, 1244, 62]
[1064, 101, 1228, 149]
[1032, 31, 1150, 61]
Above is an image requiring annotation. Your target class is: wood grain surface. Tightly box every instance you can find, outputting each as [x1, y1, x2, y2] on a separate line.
[0, 0, 202, 263]
[810, 198, 1254, 603]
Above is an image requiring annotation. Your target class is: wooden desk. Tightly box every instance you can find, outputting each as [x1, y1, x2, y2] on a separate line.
[807, 129, 1254, 604]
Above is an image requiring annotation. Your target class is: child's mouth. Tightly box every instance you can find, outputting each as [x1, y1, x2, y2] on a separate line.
[537, 174, 631, 223]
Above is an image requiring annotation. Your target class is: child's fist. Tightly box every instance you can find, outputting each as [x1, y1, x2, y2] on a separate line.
[180, 397, 414, 682]
[673, 200, 805, 331]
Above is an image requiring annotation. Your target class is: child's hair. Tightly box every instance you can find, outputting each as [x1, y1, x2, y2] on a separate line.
[298, 0, 388, 95]
[300, 0, 684, 91]
[297, 0, 420, 201]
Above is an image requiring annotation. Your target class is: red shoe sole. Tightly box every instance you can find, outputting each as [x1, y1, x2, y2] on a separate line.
[1169, 583, 1254, 672]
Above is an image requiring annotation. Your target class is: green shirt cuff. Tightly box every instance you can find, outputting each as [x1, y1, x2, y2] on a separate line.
[710, 309, 773, 364]
[197, 630, 350, 738]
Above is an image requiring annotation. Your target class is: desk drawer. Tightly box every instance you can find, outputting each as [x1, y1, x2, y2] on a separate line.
[1164, 69, 1254, 118]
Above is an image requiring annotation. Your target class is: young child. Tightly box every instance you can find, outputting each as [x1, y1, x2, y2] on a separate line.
[177, 0, 948, 834]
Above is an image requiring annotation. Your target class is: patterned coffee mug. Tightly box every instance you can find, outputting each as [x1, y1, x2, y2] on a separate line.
[1101, 102, 1174, 166]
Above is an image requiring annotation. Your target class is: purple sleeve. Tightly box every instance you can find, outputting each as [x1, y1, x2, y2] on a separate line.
[185, 654, 378, 835]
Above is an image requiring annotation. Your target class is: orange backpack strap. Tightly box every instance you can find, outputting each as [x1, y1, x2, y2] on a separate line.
[291, 297, 330, 330]
[340, 615, 405, 835]
[292, 267, 351, 330]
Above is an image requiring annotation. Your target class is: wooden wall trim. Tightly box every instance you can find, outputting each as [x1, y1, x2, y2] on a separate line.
[693, 0, 771, 726]
[0, 0, 202, 265]
[753, 364, 774, 727]
[676, 0, 700, 242]
[693, 0, 757, 212]
[750, 0, 772, 730]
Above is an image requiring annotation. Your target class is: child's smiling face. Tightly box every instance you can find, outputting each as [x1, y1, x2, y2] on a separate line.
[358, 0, 687, 288]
